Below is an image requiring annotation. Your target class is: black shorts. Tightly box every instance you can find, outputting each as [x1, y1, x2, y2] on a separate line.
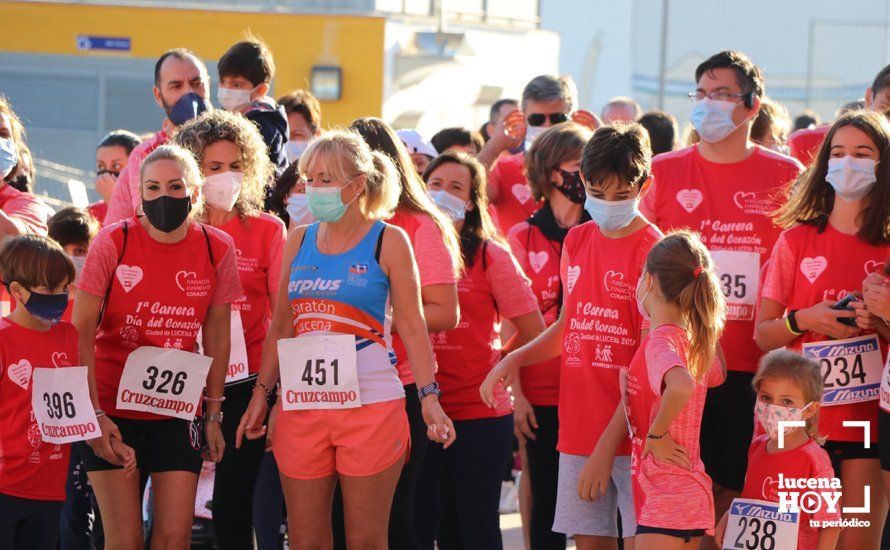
[636, 524, 705, 542]
[881, 409, 890, 471]
[77, 416, 203, 474]
[700, 370, 756, 492]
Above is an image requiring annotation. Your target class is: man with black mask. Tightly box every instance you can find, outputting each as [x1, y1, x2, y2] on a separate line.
[104, 48, 211, 224]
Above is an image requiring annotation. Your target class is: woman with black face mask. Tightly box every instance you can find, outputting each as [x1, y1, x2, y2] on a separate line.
[71, 144, 243, 549]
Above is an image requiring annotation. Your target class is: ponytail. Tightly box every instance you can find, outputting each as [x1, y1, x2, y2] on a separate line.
[364, 151, 400, 219]
[646, 230, 727, 381]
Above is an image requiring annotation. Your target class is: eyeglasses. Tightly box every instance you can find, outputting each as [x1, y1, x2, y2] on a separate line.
[687, 90, 750, 102]
[526, 113, 569, 127]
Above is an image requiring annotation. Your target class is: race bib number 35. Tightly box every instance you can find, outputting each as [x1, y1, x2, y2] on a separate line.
[723, 498, 798, 550]
[31, 367, 99, 444]
[278, 334, 361, 410]
[117, 346, 212, 420]
[711, 250, 760, 322]
[802, 334, 882, 406]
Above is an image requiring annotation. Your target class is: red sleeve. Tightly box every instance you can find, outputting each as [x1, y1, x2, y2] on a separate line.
[266, 220, 286, 296]
[507, 224, 530, 274]
[486, 242, 539, 319]
[644, 328, 686, 395]
[809, 446, 842, 522]
[412, 215, 457, 286]
[488, 159, 504, 206]
[104, 164, 136, 225]
[76, 227, 120, 298]
[212, 244, 244, 306]
[2, 193, 48, 236]
[761, 232, 796, 306]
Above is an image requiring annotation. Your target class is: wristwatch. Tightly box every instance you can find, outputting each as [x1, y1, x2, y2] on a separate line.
[204, 412, 224, 423]
[417, 382, 442, 401]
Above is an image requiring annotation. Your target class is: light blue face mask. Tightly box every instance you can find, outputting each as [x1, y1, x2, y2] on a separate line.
[584, 195, 639, 232]
[0, 138, 17, 179]
[306, 179, 358, 223]
[690, 99, 740, 143]
[429, 189, 467, 221]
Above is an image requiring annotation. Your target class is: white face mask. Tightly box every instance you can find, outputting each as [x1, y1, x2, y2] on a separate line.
[755, 400, 812, 441]
[690, 99, 741, 143]
[286, 193, 315, 226]
[635, 273, 651, 320]
[217, 87, 253, 111]
[203, 171, 243, 212]
[524, 125, 547, 150]
[285, 140, 311, 164]
[69, 255, 86, 285]
[584, 195, 639, 232]
[429, 189, 467, 221]
[0, 137, 17, 179]
[825, 156, 877, 202]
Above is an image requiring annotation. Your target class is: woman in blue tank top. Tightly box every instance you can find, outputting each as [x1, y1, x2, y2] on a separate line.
[238, 130, 455, 547]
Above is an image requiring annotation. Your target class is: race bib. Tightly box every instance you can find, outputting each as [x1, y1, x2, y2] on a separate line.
[802, 334, 882, 406]
[711, 250, 760, 321]
[278, 334, 361, 410]
[31, 367, 99, 444]
[117, 346, 212, 420]
[225, 310, 249, 384]
[723, 498, 798, 550]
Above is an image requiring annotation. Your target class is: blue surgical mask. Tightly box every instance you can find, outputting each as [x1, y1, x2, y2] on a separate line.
[306, 180, 358, 223]
[19, 287, 69, 326]
[690, 99, 740, 143]
[168, 92, 211, 126]
[0, 138, 17, 179]
[286, 193, 315, 226]
[826, 156, 877, 202]
[584, 195, 639, 232]
[429, 189, 467, 221]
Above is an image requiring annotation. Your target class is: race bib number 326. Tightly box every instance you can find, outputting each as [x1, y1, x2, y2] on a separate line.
[117, 346, 212, 420]
[278, 334, 361, 410]
[723, 498, 798, 550]
[31, 367, 99, 444]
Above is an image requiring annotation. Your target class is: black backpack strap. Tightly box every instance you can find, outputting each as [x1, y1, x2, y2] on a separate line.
[375, 225, 385, 262]
[200, 224, 216, 268]
[99, 221, 129, 325]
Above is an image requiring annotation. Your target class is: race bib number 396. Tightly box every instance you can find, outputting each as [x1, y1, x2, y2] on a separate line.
[31, 367, 99, 444]
[278, 334, 361, 410]
[723, 498, 798, 550]
[117, 346, 212, 420]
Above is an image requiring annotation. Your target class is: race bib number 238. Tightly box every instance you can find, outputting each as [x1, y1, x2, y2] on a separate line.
[723, 498, 798, 550]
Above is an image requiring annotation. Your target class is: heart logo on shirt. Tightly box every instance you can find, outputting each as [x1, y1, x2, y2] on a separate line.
[676, 189, 703, 213]
[51, 352, 68, 368]
[566, 265, 581, 294]
[115, 265, 144, 293]
[800, 256, 828, 284]
[528, 251, 549, 274]
[603, 270, 624, 292]
[7, 359, 32, 390]
[865, 260, 886, 276]
[512, 184, 533, 204]
[761, 476, 780, 500]
[733, 191, 756, 210]
[175, 271, 197, 292]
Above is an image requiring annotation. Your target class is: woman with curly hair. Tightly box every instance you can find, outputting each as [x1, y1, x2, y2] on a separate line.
[174, 110, 287, 548]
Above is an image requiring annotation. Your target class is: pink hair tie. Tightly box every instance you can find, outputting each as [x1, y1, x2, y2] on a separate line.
[693, 266, 704, 278]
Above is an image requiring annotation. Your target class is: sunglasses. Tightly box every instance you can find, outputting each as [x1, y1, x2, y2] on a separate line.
[526, 113, 569, 127]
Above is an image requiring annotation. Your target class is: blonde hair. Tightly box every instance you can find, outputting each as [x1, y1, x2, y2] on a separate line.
[140, 144, 204, 219]
[173, 110, 273, 218]
[298, 130, 399, 220]
[645, 230, 726, 381]
[753, 349, 825, 444]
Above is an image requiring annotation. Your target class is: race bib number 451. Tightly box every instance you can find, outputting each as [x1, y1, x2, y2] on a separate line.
[31, 367, 99, 444]
[723, 498, 798, 550]
[278, 334, 361, 410]
[117, 346, 212, 420]
[711, 250, 760, 322]
[802, 334, 882, 406]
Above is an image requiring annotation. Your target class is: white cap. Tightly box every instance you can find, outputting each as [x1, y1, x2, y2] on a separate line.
[396, 129, 437, 159]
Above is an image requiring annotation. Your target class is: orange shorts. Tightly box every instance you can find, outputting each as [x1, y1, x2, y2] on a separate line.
[273, 399, 409, 479]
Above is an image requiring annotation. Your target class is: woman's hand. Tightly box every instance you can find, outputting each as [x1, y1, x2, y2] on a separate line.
[577, 447, 615, 501]
[203, 420, 225, 463]
[863, 272, 890, 320]
[513, 394, 538, 443]
[236, 389, 269, 447]
[109, 436, 137, 476]
[480, 354, 520, 407]
[642, 432, 690, 470]
[88, 415, 127, 466]
[796, 300, 860, 340]
[421, 396, 456, 448]
[851, 299, 880, 331]
[714, 511, 729, 548]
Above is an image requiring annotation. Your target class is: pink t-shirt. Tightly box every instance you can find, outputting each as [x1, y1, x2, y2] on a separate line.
[0, 183, 48, 236]
[625, 324, 724, 533]
[104, 131, 168, 225]
[387, 208, 458, 385]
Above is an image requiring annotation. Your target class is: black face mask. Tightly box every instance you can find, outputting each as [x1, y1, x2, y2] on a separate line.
[97, 169, 120, 178]
[553, 169, 586, 204]
[142, 195, 192, 233]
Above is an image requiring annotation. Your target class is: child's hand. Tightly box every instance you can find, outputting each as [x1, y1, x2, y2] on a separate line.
[577, 448, 615, 501]
[109, 437, 137, 476]
[714, 511, 729, 548]
[479, 354, 520, 407]
[642, 431, 690, 470]
[512, 394, 538, 442]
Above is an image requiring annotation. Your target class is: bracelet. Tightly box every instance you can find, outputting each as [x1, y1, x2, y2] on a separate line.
[254, 382, 272, 397]
[417, 381, 441, 401]
[94, 409, 106, 419]
[646, 431, 667, 440]
[786, 310, 805, 335]
[203, 395, 226, 403]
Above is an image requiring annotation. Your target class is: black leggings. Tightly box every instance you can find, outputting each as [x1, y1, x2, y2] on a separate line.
[525, 405, 565, 550]
[0, 493, 62, 550]
[212, 383, 267, 549]
[415, 414, 514, 550]
[333, 383, 428, 549]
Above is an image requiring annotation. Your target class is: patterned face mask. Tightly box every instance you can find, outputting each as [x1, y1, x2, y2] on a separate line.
[755, 400, 812, 440]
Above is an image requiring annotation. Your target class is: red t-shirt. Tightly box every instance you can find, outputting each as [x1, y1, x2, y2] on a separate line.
[641, 145, 802, 374]
[488, 153, 540, 234]
[558, 221, 662, 455]
[387, 208, 458, 386]
[507, 220, 562, 406]
[625, 324, 723, 532]
[0, 183, 48, 236]
[432, 240, 538, 420]
[218, 213, 286, 377]
[78, 219, 243, 419]
[788, 126, 830, 168]
[0, 319, 78, 501]
[741, 435, 840, 550]
[762, 223, 889, 441]
[87, 201, 108, 226]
